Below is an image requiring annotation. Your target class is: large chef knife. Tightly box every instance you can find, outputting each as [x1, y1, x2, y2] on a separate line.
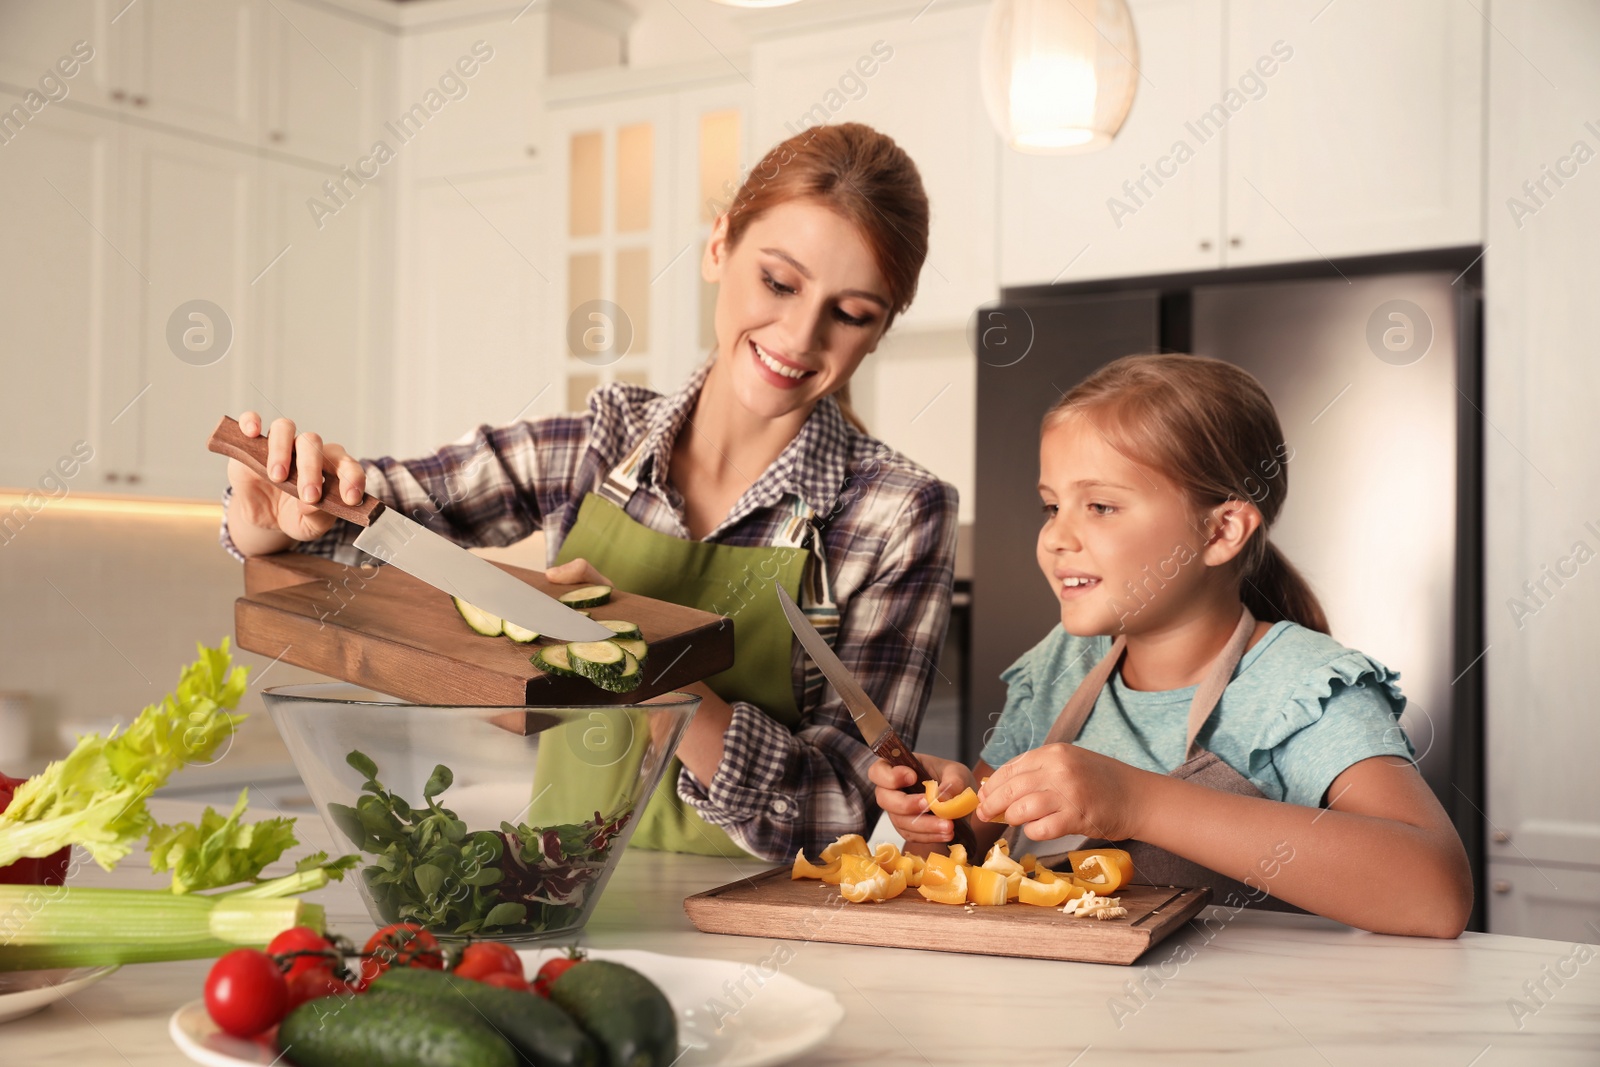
[774, 584, 979, 855]
[208, 416, 615, 643]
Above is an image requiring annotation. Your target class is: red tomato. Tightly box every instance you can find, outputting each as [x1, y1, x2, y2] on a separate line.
[453, 942, 524, 983]
[531, 953, 585, 998]
[480, 971, 531, 992]
[284, 966, 355, 1011]
[362, 923, 443, 976]
[267, 926, 337, 981]
[205, 949, 288, 1038]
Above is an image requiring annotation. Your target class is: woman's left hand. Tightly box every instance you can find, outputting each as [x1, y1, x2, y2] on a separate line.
[545, 557, 614, 588]
[974, 743, 1146, 844]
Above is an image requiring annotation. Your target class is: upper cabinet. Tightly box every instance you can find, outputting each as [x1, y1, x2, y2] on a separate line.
[111, 0, 258, 144]
[751, 3, 1000, 332]
[403, 18, 545, 179]
[998, 0, 1484, 288]
[260, 0, 390, 165]
[1222, 0, 1484, 266]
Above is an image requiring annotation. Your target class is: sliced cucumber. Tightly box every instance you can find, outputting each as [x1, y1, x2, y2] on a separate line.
[558, 585, 612, 609]
[453, 597, 504, 637]
[533, 644, 581, 677]
[501, 620, 540, 644]
[610, 637, 648, 664]
[604, 651, 643, 693]
[596, 619, 642, 640]
[568, 640, 626, 683]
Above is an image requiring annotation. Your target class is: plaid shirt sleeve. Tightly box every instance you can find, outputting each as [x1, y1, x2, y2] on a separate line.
[219, 414, 594, 564]
[678, 473, 960, 861]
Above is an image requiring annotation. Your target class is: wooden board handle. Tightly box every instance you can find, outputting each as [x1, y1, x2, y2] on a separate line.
[872, 730, 980, 856]
[208, 416, 384, 528]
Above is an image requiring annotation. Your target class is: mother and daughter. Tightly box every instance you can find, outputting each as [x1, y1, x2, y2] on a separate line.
[220, 123, 1471, 938]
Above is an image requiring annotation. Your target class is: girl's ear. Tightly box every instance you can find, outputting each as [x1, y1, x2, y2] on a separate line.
[701, 213, 732, 283]
[1199, 498, 1264, 568]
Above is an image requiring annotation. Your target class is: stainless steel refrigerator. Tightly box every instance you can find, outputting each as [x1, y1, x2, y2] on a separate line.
[971, 249, 1484, 922]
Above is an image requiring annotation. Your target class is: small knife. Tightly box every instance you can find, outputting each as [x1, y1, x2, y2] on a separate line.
[208, 416, 615, 643]
[774, 585, 979, 856]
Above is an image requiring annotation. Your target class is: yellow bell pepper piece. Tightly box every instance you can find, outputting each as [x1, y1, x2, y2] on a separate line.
[921, 851, 959, 887]
[981, 850, 1025, 901]
[946, 843, 968, 867]
[923, 779, 980, 820]
[984, 839, 1011, 863]
[1018, 875, 1085, 907]
[965, 865, 1008, 906]
[873, 842, 902, 869]
[917, 863, 967, 904]
[838, 854, 882, 882]
[1068, 848, 1136, 893]
[840, 863, 908, 903]
[821, 833, 871, 862]
[791, 850, 840, 881]
[893, 853, 926, 888]
[1020, 853, 1039, 874]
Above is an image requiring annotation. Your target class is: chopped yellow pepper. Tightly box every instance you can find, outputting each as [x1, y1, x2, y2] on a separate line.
[791, 850, 841, 881]
[917, 863, 968, 904]
[1068, 848, 1136, 893]
[947, 843, 969, 867]
[1018, 875, 1085, 908]
[821, 833, 872, 861]
[965, 865, 1009, 906]
[921, 851, 960, 887]
[872, 842, 902, 869]
[1020, 853, 1039, 874]
[840, 862, 908, 903]
[922, 779, 980, 820]
[893, 853, 926, 888]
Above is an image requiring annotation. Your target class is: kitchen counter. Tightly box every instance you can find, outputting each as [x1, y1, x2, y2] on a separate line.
[5, 800, 1598, 1066]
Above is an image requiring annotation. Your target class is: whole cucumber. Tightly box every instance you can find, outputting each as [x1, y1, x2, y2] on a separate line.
[372, 967, 599, 1067]
[277, 990, 516, 1067]
[549, 960, 677, 1067]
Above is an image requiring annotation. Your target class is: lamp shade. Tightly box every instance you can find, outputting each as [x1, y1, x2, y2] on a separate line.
[981, 0, 1139, 154]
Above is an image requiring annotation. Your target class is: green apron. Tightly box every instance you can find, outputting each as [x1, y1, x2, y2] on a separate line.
[531, 434, 838, 857]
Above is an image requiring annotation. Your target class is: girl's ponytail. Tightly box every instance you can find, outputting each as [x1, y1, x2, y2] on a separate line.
[1244, 540, 1329, 635]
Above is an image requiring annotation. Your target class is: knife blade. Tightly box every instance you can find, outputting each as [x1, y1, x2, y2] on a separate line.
[208, 416, 614, 643]
[774, 584, 979, 855]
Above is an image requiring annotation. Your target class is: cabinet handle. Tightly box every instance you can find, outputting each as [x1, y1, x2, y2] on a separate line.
[126, 473, 141, 485]
[132, 95, 148, 108]
[269, 130, 285, 143]
[1492, 880, 1512, 894]
[111, 89, 126, 102]
[1229, 236, 1242, 248]
[526, 145, 538, 158]
[104, 472, 120, 483]
[1199, 239, 1212, 252]
[1491, 829, 1510, 843]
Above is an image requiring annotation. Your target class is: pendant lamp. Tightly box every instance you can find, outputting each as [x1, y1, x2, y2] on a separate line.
[981, 0, 1139, 154]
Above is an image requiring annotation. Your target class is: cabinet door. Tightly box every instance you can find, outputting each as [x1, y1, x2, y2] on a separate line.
[0, 1, 114, 111]
[118, 0, 257, 143]
[0, 104, 120, 495]
[118, 127, 256, 498]
[751, 5, 999, 331]
[1223, 0, 1483, 265]
[998, 0, 1225, 288]
[403, 19, 544, 179]
[260, 0, 386, 165]
[1487, 861, 1600, 945]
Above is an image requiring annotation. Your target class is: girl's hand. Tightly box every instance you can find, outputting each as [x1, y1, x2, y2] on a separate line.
[544, 557, 614, 588]
[868, 754, 975, 844]
[975, 743, 1145, 844]
[226, 411, 366, 553]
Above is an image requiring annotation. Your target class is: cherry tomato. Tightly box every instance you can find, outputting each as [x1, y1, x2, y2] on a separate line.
[362, 923, 444, 976]
[205, 948, 288, 1038]
[284, 966, 355, 1011]
[453, 942, 524, 983]
[531, 951, 586, 998]
[267, 926, 338, 981]
[480, 971, 531, 992]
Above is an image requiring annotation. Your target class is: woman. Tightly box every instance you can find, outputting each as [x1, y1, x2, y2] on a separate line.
[221, 123, 960, 861]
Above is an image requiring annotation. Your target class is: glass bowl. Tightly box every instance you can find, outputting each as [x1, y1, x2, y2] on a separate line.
[262, 683, 699, 943]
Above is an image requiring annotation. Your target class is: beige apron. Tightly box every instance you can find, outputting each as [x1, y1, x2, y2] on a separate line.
[1004, 606, 1301, 912]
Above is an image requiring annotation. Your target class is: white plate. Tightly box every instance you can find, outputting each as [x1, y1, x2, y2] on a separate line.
[0, 966, 119, 1024]
[171, 947, 842, 1067]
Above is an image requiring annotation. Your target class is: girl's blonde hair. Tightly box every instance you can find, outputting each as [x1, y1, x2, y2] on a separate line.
[1044, 354, 1330, 634]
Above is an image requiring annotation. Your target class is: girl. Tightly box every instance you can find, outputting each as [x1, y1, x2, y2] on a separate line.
[223, 123, 959, 863]
[872, 354, 1471, 937]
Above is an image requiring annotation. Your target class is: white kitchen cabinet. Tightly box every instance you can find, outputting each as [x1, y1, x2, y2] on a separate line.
[0, 103, 121, 495]
[998, 0, 1225, 288]
[1487, 861, 1600, 946]
[259, 0, 389, 166]
[0, 0, 115, 110]
[750, 3, 999, 331]
[111, 0, 259, 144]
[1222, 0, 1483, 265]
[401, 17, 545, 180]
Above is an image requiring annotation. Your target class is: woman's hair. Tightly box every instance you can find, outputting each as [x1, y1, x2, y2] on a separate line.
[1044, 354, 1330, 634]
[721, 122, 930, 433]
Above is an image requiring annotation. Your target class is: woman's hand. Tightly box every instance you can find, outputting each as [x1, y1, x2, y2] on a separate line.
[975, 743, 1146, 844]
[226, 411, 366, 556]
[869, 754, 975, 844]
[544, 557, 614, 588]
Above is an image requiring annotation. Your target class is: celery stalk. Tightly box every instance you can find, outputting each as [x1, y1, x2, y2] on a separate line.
[0, 886, 323, 971]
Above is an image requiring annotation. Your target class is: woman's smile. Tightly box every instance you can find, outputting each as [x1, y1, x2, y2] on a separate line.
[749, 338, 817, 388]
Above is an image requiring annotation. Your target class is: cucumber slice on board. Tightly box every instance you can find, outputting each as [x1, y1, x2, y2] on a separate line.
[558, 585, 612, 609]
[533, 644, 582, 677]
[610, 637, 648, 663]
[596, 619, 642, 639]
[453, 597, 504, 637]
[501, 620, 540, 643]
[568, 641, 626, 683]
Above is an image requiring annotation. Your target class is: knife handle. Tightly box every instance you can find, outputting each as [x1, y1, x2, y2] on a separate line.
[208, 416, 384, 528]
[871, 732, 980, 857]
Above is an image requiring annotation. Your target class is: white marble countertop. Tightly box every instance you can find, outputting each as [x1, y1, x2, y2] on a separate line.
[5, 800, 1598, 1066]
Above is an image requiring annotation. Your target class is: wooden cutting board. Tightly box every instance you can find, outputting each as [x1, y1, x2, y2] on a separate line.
[234, 553, 734, 717]
[684, 865, 1211, 966]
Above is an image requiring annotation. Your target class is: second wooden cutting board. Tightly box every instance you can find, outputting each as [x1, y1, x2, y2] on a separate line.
[235, 553, 734, 712]
[684, 866, 1210, 966]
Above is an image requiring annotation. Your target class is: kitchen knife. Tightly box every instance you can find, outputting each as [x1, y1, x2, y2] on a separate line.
[207, 416, 615, 642]
[774, 584, 979, 856]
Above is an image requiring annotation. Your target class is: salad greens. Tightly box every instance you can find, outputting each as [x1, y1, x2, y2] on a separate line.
[330, 750, 630, 937]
